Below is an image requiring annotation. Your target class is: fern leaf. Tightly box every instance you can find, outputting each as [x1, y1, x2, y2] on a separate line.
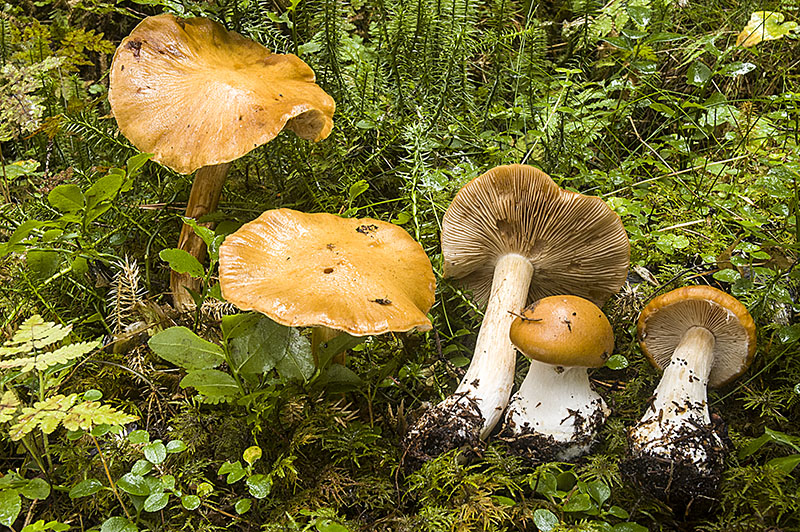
[0, 315, 71, 357]
[62, 401, 138, 432]
[9, 394, 78, 440]
[0, 340, 98, 372]
[0, 390, 20, 424]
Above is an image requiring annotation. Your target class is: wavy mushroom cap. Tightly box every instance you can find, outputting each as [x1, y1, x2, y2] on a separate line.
[510, 295, 615, 368]
[637, 285, 757, 388]
[109, 14, 335, 174]
[219, 209, 436, 336]
[441, 165, 630, 306]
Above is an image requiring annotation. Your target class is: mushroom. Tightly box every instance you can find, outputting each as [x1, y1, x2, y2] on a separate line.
[218, 208, 436, 359]
[402, 165, 629, 465]
[500, 295, 614, 461]
[623, 285, 756, 513]
[108, 14, 335, 310]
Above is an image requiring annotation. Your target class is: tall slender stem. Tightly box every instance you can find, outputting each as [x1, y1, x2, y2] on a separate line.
[171, 162, 231, 311]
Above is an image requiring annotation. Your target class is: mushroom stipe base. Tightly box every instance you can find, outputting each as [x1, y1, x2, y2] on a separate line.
[622, 420, 729, 517]
[402, 393, 485, 469]
[497, 403, 607, 463]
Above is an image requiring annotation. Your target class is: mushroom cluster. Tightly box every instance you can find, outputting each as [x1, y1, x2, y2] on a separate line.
[109, 14, 335, 310]
[402, 164, 629, 465]
[622, 285, 756, 514]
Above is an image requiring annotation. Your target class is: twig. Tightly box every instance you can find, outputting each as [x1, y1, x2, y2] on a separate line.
[91, 435, 132, 520]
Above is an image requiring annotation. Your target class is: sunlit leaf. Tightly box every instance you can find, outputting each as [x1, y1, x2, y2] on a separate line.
[736, 11, 798, 47]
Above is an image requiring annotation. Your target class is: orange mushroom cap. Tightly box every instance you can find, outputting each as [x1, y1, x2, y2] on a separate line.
[509, 295, 615, 368]
[219, 209, 436, 336]
[637, 285, 757, 388]
[109, 14, 335, 174]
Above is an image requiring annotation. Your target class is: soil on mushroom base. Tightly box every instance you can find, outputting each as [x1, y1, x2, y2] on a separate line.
[496, 402, 607, 463]
[401, 393, 485, 470]
[621, 418, 729, 518]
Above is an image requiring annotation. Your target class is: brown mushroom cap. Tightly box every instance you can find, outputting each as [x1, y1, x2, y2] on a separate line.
[509, 295, 615, 368]
[109, 14, 335, 174]
[637, 285, 757, 388]
[219, 209, 436, 336]
[441, 164, 629, 307]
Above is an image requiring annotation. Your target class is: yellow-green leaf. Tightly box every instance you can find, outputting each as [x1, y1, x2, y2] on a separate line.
[737, 11, 799, 47]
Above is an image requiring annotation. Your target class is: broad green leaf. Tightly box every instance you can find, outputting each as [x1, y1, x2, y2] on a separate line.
[348, 180, 369, 202]
[626, 5, 650, 27]
[128, 429, 150, 444]
[2, 159, 39, 180]
[84, 389, 103, 401]
[587, 480, 610, 505]
[737, 11, 799, 47]
[532, 509, 559, 531]
[69, 478, 104, 498]
[720, 62, 756, 77]
[131, 459, 154, 476]
[247, 474, 272, 499]
[117, 473, 150, 497]
[148, 327, 224, 370]
[20, 478, 50, 500]
[778, 324, 800, 344]
[687, 61, 711, 86]
[85, 173, 124, 212]
[225, 314, 313, 381]
[767, 455, 800, 474]
[48, 184, 85, 213]
[181, 494, 201, 510]
[533, 472, 558, 497]
[0, 489, 22, 527]
[143, 492, 169, 512]
[1, 220, 44, 257]
[563, 492, 594, 512]
[100, 517, 138, 532]
[713, 269, 741, 283]
[180, 370, 239, 400]
[605, 354, 628, 370]
[218, 460, 246, 484]
[243, 446, 262, 466]
[166, 440, 188, 453]
[182, 217, 215, 248]
[235, 498, 251, 514]
[316, 520, 349, 532]
[27, 250, 61, 280]
[144, 441, 167, 464]
[126, 152, 153, 177]
[159, 248, 204, 279]
[161, 475, 175, 491]
[607, 506, 630, 519]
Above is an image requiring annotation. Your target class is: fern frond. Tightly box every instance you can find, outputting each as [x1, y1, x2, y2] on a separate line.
[0, 339, 98, 372]
[7, 392, 137, 440]
[0, 315, 71, 357]
[0, 390, 20, 423]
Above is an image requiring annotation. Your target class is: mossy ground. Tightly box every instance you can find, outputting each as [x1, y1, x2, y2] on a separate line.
[1, 0, 800, 530]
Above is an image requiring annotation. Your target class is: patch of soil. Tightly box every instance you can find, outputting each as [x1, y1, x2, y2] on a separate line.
[401, 392, 484, 470]
[621, 419, 729, 518]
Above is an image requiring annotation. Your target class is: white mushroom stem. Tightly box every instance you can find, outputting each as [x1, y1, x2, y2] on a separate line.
[454, 253, 534, 438]
[630, 326, 721, 467]
[504, 361, 609, 459]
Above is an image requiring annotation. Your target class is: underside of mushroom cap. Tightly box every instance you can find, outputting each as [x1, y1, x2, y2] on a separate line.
[441, 164, 629, 307]
[219, 209, 436, 336]
[637, 285, 757, 388]
[109, 14, 335, 174]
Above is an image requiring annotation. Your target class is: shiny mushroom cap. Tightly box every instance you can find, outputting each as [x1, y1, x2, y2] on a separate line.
[109, 14, 335, 174]
[509, 295, 615, 368]
[637, 285, 757, 388]
[441, 164, 629, 307]
[219, 209, 436, 336]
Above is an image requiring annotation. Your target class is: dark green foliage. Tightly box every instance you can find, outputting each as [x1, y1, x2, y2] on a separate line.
[1, 0, 799, 529]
